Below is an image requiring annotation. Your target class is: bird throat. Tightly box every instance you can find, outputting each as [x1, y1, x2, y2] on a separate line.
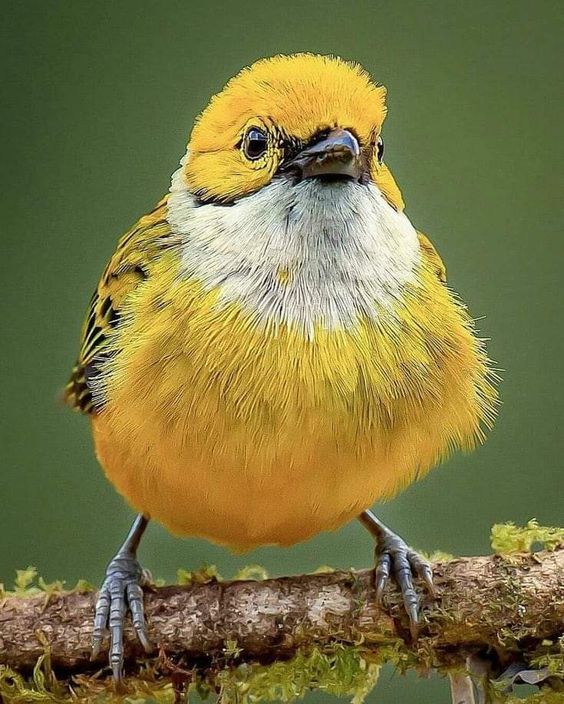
[167, 161, 421, 334]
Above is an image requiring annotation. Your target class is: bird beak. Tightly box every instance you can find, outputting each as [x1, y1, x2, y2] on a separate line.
[284, 128, 363, 181]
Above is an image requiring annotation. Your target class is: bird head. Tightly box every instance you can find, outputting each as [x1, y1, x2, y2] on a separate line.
[182, 53, 404, 210]
[168, 54, 420, 332]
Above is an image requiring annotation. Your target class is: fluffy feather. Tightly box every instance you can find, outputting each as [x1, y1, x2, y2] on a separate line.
[67, 54, 497, 550]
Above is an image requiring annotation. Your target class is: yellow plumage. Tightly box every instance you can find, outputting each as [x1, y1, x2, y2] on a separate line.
[66, 53, 497, 552]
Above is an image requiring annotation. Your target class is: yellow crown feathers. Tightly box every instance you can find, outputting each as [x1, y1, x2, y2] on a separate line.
[183, 53, 403, 209]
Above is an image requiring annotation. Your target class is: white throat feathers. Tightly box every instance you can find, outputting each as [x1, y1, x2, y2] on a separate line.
[167, 156, 421, 334]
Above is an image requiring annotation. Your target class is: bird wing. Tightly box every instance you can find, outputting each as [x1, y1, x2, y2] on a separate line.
[417, 231, 447, 283]
[64, 197, 179, 414]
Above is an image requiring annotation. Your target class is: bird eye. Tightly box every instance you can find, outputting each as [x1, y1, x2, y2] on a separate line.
[242, 127, 269, 160]
[376, 136, 384, 164]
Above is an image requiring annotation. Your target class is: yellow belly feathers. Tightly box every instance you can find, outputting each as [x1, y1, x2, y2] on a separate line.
[92, 249, 494, 551]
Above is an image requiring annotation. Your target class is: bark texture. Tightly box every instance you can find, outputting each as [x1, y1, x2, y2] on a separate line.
[0, 549, 562, 677]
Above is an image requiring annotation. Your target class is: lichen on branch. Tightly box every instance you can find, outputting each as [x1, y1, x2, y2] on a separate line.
[0, 522, 563, 704]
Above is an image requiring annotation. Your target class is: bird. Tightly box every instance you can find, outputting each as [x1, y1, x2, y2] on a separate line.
[65, 53, 497, 680]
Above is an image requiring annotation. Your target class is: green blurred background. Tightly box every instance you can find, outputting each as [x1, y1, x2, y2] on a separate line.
[1, 1, 562, 701]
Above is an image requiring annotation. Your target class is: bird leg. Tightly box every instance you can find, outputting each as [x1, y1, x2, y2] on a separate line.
[359, 510, 435, 637]
[91, 513, 152, 681]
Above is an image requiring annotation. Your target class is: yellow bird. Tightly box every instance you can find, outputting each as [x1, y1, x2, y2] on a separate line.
[65, 53, 497, 679]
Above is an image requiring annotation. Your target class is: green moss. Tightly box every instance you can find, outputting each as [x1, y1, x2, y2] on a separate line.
[423, 549, 456, 563]
[211, 646, 380, 704]
[0, 664, 177, 703]
[530, 637, 564, 677]
[491, 520, 564, 554]
[0, 647, 380, 704]
[232, 565, 270, 581]
[176, 563, 223, 586]
[2, 523, 563, 703]
[0, 566, 94, 600]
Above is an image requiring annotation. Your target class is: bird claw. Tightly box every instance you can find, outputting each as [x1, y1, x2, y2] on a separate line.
[91, 551, 152, 681]
[495, 661, 555, 692]
[373, 529, 435, 637]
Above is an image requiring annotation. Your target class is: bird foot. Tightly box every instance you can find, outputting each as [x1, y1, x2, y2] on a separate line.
[372, 526, 435, 638]
[495, 660, 555, 692]
[91, 551, 152, 681]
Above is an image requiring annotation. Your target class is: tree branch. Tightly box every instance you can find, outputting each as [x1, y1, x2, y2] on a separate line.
[1, 549, 562, 681]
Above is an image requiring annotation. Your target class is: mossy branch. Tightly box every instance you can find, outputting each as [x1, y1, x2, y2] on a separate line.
[1, 548, 563, 697]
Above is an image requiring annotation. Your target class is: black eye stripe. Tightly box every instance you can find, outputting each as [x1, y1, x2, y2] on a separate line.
[238, 127, 382, 170]
[279, 136, 303, 163]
